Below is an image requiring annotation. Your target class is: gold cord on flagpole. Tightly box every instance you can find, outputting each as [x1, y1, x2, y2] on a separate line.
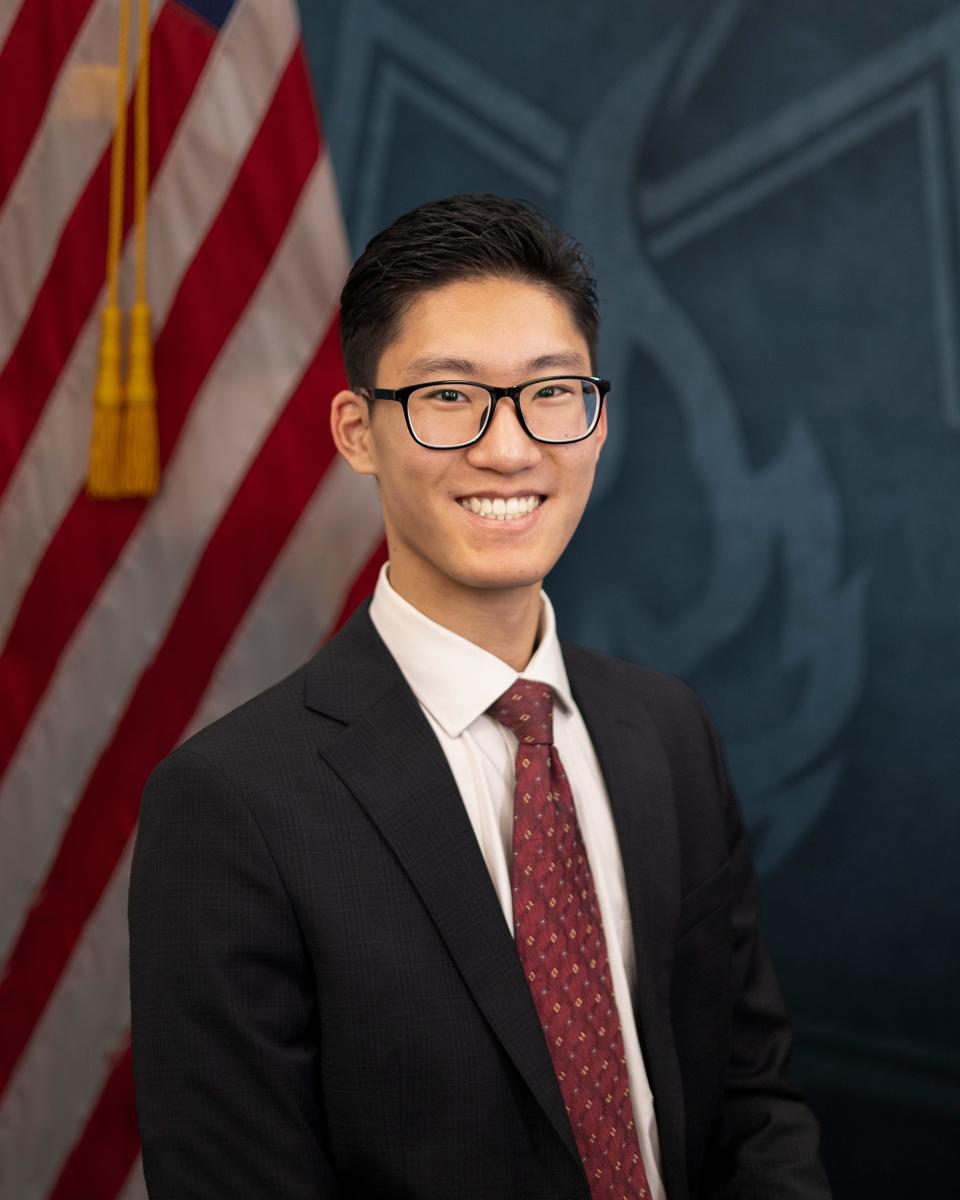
[87, 0, 131, 498]
[121, 0, 159, 496]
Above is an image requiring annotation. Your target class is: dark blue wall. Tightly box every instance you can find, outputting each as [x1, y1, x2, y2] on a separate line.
[298, 3, 960, 1194]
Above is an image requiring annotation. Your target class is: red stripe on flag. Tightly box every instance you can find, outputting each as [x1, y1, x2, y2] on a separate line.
[327, 537, 388, 639]
[0, 48, 320, 783]
[48, 1039, 139, 1200]
[0, 319, 346, 1098]
[0, 0, 97, 209]
[0, 2, 215, 495]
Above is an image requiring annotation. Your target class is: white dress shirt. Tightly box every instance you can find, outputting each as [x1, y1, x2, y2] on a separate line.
[369, 563, 666, 1198]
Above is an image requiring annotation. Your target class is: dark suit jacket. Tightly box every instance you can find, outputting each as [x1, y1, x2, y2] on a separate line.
[129, 599, 831, 1199]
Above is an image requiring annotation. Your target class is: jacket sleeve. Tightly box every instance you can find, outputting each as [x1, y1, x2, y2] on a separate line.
[695, 696, 833, 1200]
[128, 745, 346, 1199]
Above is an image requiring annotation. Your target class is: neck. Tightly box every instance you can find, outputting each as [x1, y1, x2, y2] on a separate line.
[386, 561, 543, 673]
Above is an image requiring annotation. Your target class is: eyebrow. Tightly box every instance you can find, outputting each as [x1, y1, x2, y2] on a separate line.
[401, 351, 590, 379]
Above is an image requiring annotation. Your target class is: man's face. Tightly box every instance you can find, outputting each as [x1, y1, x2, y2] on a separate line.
[357, 276, 607, 599]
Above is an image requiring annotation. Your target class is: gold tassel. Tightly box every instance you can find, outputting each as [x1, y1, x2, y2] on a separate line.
[120, 0, 159, 496]
[87, 304, 125, 498]
[87, 0, 160, 499]
[86, 0, 130, 499]
[121, 300, 159, 495]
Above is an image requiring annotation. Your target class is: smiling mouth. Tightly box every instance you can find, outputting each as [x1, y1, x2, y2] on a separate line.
[456, 494, 545, 521]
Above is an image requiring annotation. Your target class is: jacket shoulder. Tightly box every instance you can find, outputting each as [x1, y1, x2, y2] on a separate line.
[560, 638, 727, 780]
[144, 601, 390, 805]
[146, 653, 324, 799]
[561, 638, 707, 719]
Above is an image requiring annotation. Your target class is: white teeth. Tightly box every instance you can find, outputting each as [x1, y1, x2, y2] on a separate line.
[460, 494, 543, 521]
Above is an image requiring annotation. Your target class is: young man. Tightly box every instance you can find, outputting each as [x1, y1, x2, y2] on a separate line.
[129, 195, 832, 1199]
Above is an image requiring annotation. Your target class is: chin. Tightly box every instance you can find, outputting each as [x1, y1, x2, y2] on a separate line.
[452, 555, 550, 592]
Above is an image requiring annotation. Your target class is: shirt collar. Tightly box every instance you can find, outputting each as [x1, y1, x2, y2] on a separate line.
[368, 561, 574, 738]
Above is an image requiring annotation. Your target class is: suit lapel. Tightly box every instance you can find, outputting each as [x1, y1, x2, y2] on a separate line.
[562, 644, 689, 1200]
[305, 604, 581, 1167]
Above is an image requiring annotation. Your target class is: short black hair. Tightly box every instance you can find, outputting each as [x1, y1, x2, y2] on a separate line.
[339, 194, 599, 387]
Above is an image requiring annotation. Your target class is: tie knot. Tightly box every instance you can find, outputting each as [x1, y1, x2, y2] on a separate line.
[488, 678, 554, 745]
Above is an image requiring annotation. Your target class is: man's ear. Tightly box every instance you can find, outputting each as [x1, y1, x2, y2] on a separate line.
[330, 389, 378, 476]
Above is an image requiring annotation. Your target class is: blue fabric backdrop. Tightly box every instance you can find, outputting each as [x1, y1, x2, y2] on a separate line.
[298, 2, 960, 1194]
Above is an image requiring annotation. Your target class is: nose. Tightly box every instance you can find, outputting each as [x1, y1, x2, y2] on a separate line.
[465, 395, 541, 472]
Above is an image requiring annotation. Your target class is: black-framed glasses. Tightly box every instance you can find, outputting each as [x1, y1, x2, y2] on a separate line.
[356, 375, 610, 449]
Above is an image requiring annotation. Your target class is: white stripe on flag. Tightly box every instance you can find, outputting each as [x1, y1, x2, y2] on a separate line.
[117, 1157, 148, 1200]
[185, 460, 382, 739]
[0, 0, 26, 57]
[0, 0, 299, 646]
[0, 837, 135, 1200]
[0, 0, 163, 371]
[3, 474, 378, 1193]
[0, 154, 346, 963]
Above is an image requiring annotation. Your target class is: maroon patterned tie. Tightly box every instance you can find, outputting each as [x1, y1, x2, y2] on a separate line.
[489, 678, 652, 1200]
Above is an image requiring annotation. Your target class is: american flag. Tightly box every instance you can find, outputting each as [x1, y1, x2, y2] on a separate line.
[0, 1, 385, 1194]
